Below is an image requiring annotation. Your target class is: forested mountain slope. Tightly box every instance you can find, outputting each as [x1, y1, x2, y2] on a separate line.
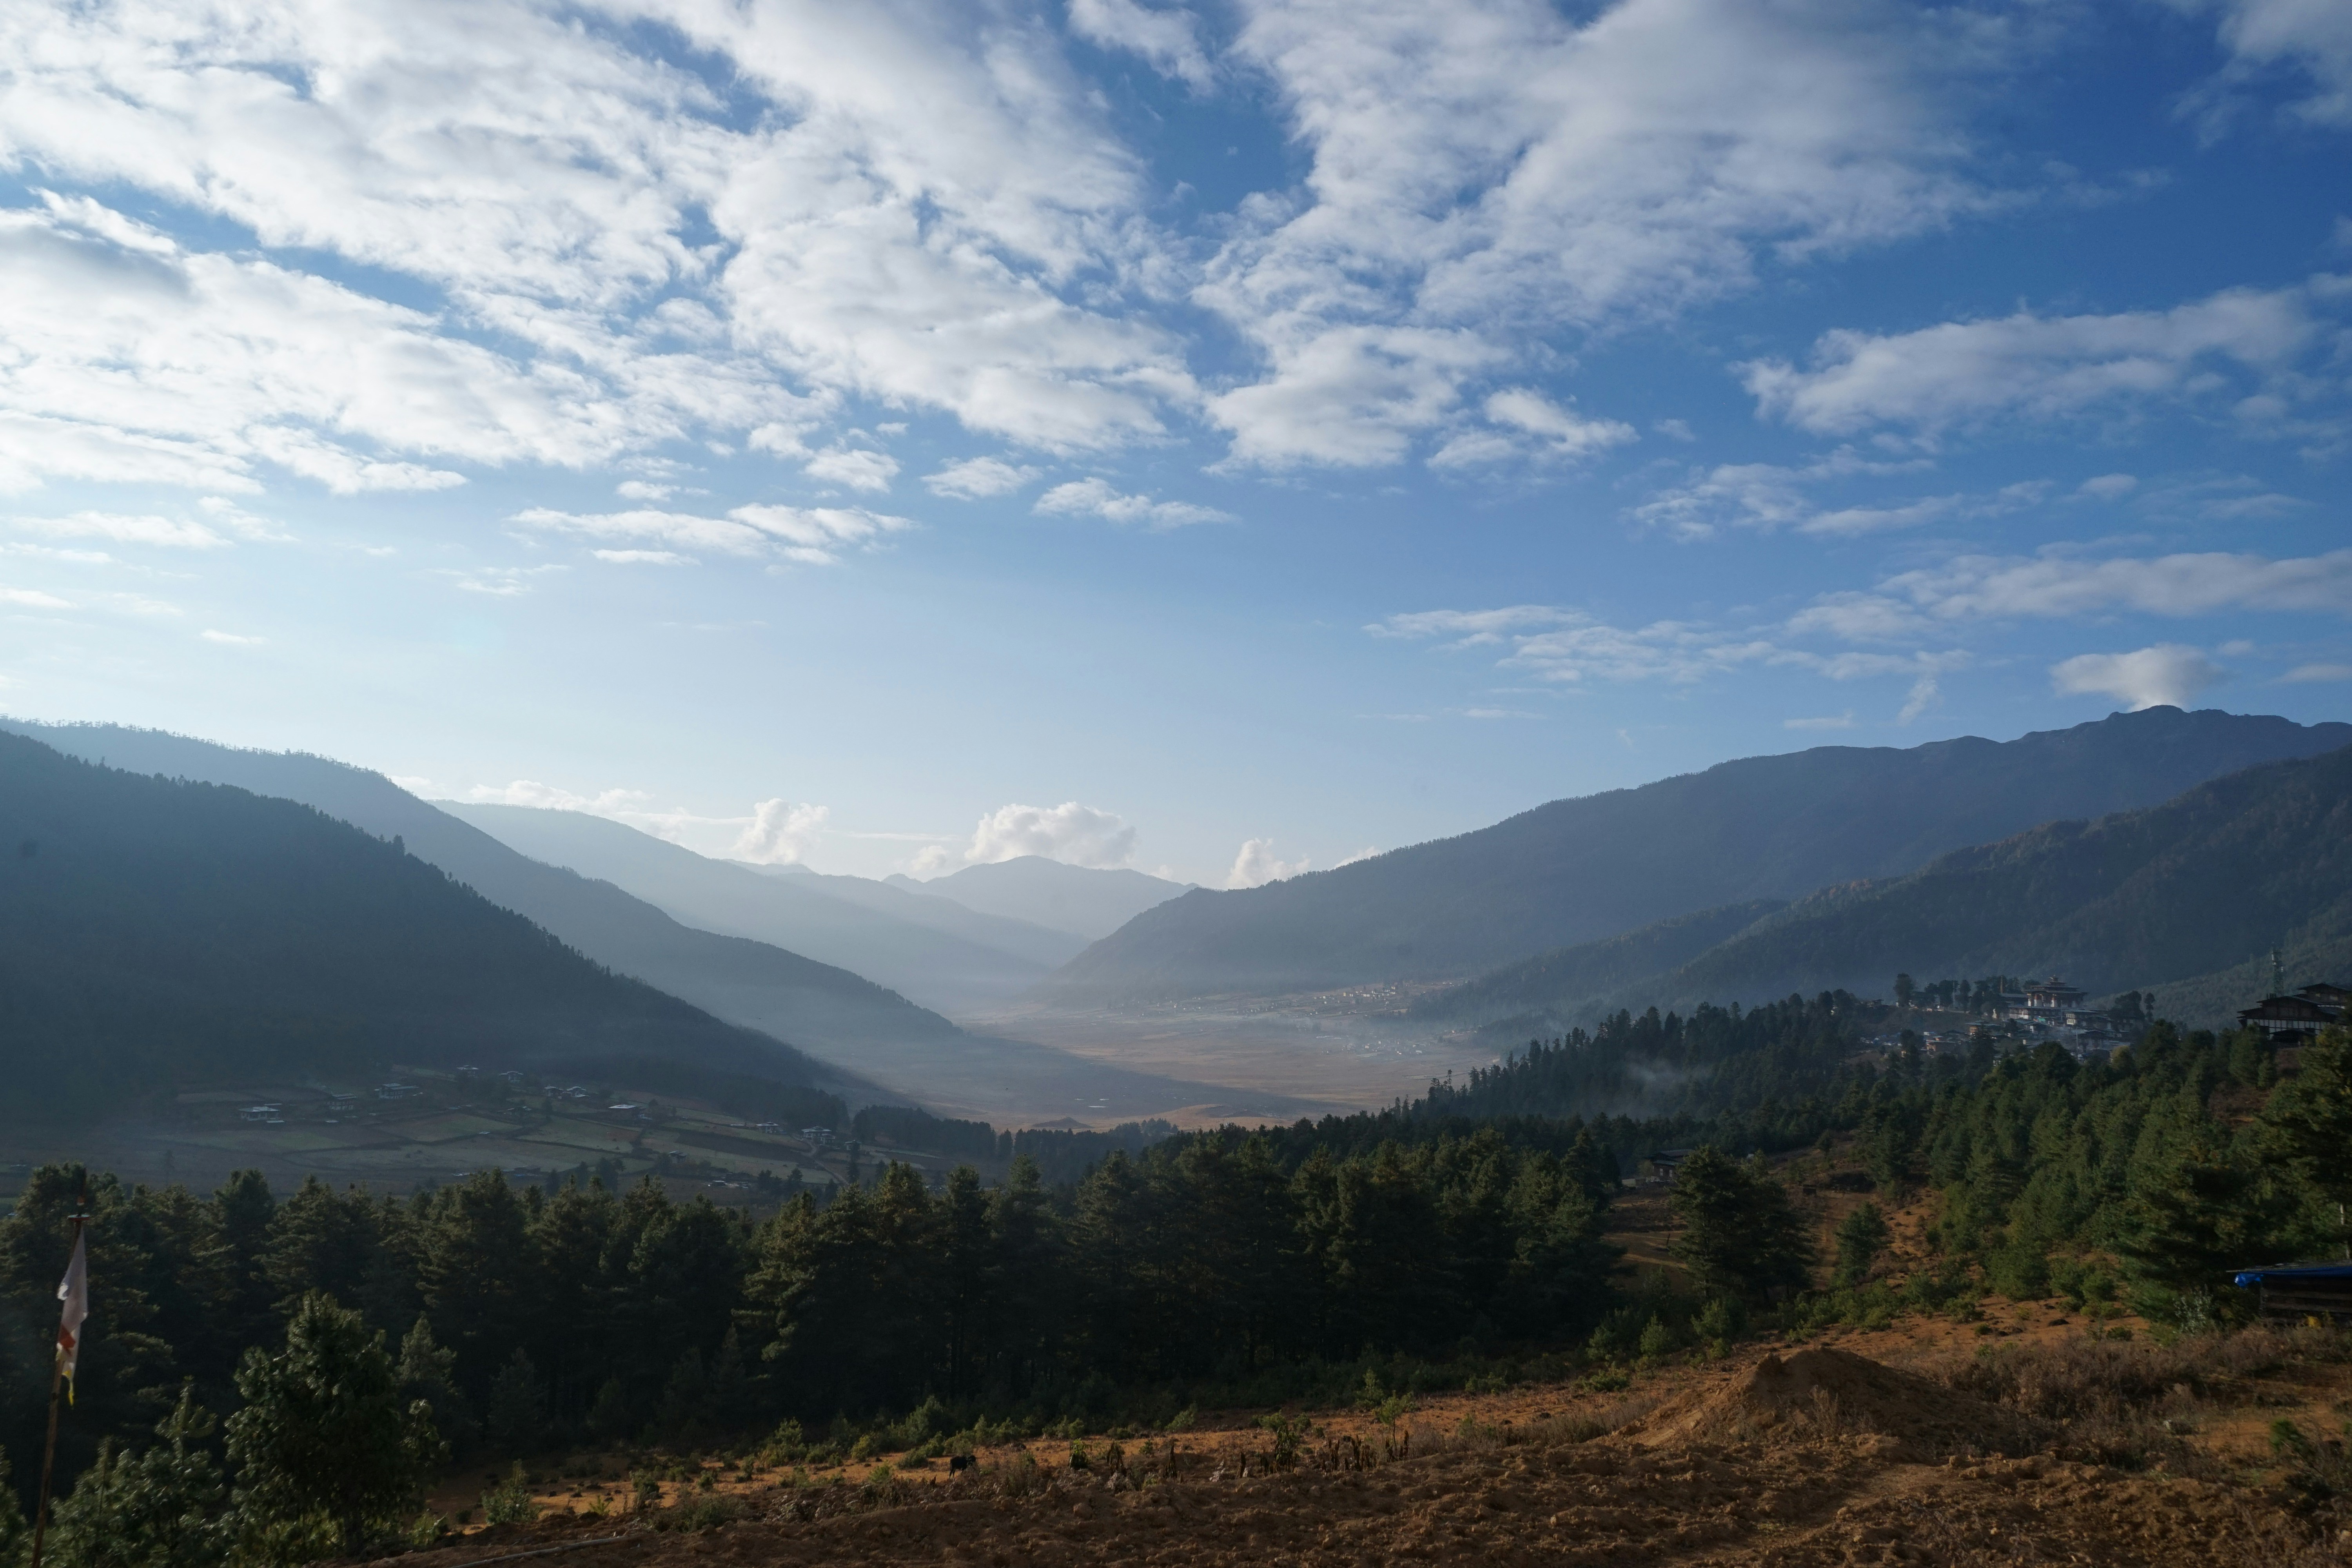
[447, 802, 1084, 1009]
[0, 719, 965, 1058]
[1413, 899, 1788, 1027]
[1457, 742, 2352, 1027]
[0, 732, 849, 1122]
[1040, 707, 2351, 1004]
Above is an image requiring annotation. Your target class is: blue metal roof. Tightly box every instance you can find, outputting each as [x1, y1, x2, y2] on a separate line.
[2232, 1261, 2352, 1288]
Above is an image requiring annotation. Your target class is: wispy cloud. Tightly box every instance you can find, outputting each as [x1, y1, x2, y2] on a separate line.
[515, 505, 909, 567]
[1791, 546, 2352, 640]
[925, 457, 1041, 500]
[1744, 283, 2329, 439]
[1035, 478, 1232, 528]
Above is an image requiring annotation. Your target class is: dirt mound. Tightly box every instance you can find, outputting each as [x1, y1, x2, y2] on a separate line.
[1633, 1346, 2049, 1459]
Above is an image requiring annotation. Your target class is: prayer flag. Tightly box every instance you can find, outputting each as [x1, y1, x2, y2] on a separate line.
[56, 1229, 87, 1401]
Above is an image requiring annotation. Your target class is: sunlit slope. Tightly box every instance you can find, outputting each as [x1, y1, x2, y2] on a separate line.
[1038, 707, 2352, 1004]
[0, 730, 852, 1122]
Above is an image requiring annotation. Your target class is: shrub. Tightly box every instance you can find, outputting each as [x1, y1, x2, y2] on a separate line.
[652, 1495, 744, 1533]
[482, 1465, 539, 1526]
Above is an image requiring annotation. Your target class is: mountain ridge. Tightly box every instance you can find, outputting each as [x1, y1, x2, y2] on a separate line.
[1038, 707, 2352, 1005]
[884, 855, 1192, 941]
[0, 719, 965, 1064]
[1436, 741, 2352, 1033]
[441, 802, 1085, 1011]
[0, 730, 853, 1123]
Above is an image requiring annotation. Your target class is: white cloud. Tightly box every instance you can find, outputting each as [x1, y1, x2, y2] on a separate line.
[1629, 447, 1937, 539]
[1068, 0, 1216, 90]
[200, 629, 265, 645]
[2076, 472, 2138, 501]
[1431, 388, 1639, 468]
[0, 0, 2094, 489]
[803, 446, 901, 494]
[514, 504, 909, 567]
[590, 549, 692, 565]
[442, 564, 565, 596]
[1799, 546, 2352, 637]
[1202, 0, 2004, 466]
[1784, 711, 1855, 730]
[1896, 672, 1943, 724]
[1227, 837, 1308, 889]
[1365, 605, 1569, 643]
[0, 1, 1203, 493]
[2051, 644, 2229, 711]
[2283, 661, 2352, 682]
[1035, 477, 1232, 528]
[924, 456, 1041, 499]
[0, 201, 766, 496]
[732, 799, 831, 866]
[241, 427, 466, 494]
[1744, 284, 2323, 436]
[2180, 0, 2352, 129]
[465, 780, 655, 814]
[0, 585, 73, 609]
[1376, 599, 1972, 693]
[615, 480, 675, 502]
[964, 801, 1138, 867]
[11, 511, 228, 549]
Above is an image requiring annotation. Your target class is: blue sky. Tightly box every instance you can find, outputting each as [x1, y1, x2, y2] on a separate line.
[0, 0, 2347, 886]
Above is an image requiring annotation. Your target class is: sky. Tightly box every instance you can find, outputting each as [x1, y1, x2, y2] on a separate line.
[0, 0, 2348, 887]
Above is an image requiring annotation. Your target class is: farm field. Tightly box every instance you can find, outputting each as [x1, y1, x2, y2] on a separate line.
[0, 1068, 858, 1209]
[960, 995, 1498, 1123]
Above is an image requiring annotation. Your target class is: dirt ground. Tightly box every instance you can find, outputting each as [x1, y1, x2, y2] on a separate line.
[398, 1322, 2352, 1568]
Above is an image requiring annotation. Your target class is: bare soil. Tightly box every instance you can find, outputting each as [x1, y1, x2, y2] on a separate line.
[398, 1324, 2352, 1568]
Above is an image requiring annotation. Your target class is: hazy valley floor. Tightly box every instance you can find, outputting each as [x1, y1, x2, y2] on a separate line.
[957, 992, 1495, 1124]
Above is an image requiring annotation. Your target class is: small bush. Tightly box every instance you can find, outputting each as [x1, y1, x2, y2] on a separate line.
[999, 1452, 1042, 1498]
[482, 1465, 539, 1526]
[653, 1494, 745, 1533]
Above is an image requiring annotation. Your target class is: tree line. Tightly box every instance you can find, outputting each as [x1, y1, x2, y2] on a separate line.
[0, 1119, 1624, 1557]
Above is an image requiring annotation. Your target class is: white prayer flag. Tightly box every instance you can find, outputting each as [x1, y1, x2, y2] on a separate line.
[56, 1229, 87, 1399]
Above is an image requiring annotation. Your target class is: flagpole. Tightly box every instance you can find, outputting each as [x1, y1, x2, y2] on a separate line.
[29, 1188, 89, 1568]
[27, 1345, 64, 1568]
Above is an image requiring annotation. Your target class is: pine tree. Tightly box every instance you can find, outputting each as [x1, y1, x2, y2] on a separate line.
[484, 1349, 546, 1454]
[2263, 1025, 2352, 1246]
[1669, 1147, 1814, 1302]
[2114, 1132, 2291, 1326]
[0, 1443, 27, 1568]
[43, 1387, 231, 1568]
[226, 1293, 445, 1557]
[1833, 1201, 1890, 1286]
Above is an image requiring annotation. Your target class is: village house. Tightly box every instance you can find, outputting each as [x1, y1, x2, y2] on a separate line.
[2238, 985, 2344, 1045]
